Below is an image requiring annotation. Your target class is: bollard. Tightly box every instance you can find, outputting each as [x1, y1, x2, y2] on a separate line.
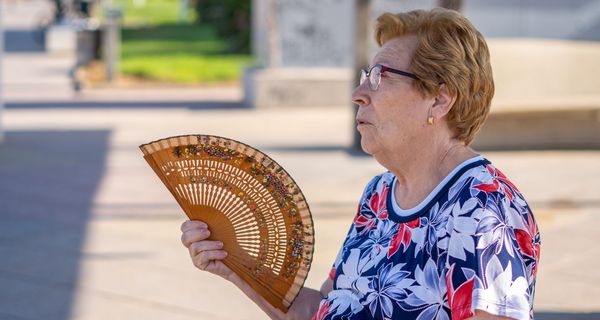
[103, 8, 122, 82]
[70, 18, 101, 91]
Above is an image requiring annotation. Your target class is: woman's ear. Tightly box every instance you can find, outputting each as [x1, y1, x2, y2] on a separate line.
[430, 84, 456, 119]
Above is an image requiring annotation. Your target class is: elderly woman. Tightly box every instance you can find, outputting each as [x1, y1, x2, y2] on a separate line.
[180, 8, 541, 320]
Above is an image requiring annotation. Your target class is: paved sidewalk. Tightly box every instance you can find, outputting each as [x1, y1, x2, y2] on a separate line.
[2, 102, 600, 320]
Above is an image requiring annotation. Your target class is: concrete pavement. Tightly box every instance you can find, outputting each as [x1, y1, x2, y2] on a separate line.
[2, 99, 600, 320]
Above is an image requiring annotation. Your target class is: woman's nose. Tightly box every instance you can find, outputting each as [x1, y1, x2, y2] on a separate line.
[351, 81, 370, 107]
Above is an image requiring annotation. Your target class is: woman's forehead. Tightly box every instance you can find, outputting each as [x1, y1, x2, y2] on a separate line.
[373, 36, 418, 67]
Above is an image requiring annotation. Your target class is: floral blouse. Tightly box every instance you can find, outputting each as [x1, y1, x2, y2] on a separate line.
[313, 156, 541, 320]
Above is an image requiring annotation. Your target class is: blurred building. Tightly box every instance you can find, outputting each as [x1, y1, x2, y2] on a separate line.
[245, 0, 600, 148]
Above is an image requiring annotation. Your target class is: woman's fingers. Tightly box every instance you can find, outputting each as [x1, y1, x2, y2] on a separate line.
[189, 240, 223, 256]
[192, 250, 228, 270]
[180, 220, 207, 233]
[188, 241, 227, 271]
[180, 220, 233, 278]
[181, 226, 211, 248]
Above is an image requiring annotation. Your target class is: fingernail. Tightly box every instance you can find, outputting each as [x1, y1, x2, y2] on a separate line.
[218, 241, 224, 248]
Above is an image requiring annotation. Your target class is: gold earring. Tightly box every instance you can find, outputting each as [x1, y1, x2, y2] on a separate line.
[427, 116, 434, 125]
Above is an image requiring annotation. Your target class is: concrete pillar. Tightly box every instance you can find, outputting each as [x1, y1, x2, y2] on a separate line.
[251, 0, 268, 66]
[244, 0, 355, 109]
[178, 0, 189, 22]
[266, 0, 281, 68]
[352, 0, 372, 151]
[0, 2, 4, 143]
[438, 0, 462, 11]
[104, 8, 122, 82]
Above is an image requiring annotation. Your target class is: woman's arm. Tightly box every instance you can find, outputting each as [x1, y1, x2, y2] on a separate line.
[229, 274, 333, 320]
[181, 220, 332, 320]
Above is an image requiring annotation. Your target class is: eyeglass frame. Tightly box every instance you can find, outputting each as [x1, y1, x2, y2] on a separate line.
[360, 64, 419, 91]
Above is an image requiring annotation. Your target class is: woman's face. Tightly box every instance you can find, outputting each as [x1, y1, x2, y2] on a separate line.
[352, 35, 434, 159]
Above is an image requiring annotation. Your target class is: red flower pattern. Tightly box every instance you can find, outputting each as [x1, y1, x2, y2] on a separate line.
[370, 184, 390, 220]
[514, 208, 541, 276]
[473, 165, 520, 201]
[312, 301, 331, 320]
[446, 263, 475, 320]
[354, 184, 391, 233]
[387, 218, 420, 258]
[353, 214, 376, 231]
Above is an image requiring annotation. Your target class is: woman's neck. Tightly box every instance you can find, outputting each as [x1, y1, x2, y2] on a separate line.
[383, 140, 477, 210]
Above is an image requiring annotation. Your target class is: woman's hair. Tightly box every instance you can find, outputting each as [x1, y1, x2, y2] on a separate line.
[375, 8, 494, 145]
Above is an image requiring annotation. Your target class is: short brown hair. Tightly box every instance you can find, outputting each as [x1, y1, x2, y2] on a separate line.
[375, 8, 494, 144]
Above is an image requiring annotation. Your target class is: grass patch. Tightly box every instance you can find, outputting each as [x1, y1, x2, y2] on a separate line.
[110, 1, 252, 84]
[121, 53, 252, 83]
[120, 24, 253, 84]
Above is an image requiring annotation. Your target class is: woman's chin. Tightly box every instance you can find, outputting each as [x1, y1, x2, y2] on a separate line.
[359, 138, 375, 155]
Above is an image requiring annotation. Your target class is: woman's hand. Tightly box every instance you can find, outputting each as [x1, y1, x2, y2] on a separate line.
[180, 220, 234, 281]
[180, 219, 327, 320]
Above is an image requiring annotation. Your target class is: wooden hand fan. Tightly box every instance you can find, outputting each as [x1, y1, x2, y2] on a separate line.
[139, 134, 314, 312]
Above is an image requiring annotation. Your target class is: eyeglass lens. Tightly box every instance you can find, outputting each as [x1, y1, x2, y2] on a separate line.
[370, 65, 381, 90]
[359, 65, 384, 91]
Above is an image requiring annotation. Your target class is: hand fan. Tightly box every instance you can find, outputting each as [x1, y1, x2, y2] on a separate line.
[139, 134, 314, 312]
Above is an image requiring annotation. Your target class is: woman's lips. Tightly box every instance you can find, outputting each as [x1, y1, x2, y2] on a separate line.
[356, 118, 371, 125]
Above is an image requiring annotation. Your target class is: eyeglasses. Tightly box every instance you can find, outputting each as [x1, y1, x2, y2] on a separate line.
[360, 64, 418, 91]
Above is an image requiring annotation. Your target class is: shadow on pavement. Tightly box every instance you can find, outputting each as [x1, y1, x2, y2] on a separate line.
[0, 130, 110, 320]
[4, 29, 46, 52]
[5, 100, 249, 110]
[537, 312, 600, 319]
[575, 18, 600, 41]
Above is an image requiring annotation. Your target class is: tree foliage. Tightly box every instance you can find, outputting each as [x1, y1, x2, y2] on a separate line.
[194, 0, 251, 53]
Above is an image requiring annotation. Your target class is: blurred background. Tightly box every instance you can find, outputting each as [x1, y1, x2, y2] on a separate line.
[0, 0, 599, 319]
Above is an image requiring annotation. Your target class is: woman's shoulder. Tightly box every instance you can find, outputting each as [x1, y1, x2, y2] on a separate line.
[466, 160, 527, 205]
[444, 159, 536, 231]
